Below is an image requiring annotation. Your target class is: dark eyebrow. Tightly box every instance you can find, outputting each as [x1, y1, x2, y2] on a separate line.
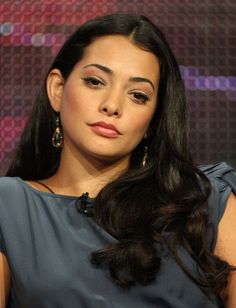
[83, 63, 112, 74]
[83, 63, 155, 90]
[129, 77, 155, 91]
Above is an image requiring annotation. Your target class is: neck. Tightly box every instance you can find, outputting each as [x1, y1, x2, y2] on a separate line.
[44, 146, 129, 197]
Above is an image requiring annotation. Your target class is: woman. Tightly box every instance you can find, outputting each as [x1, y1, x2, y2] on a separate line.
[0, 13, 236, 307]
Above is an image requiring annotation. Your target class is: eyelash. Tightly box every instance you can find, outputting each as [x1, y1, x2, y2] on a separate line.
[82, 77, 150, 104]
[82, 77, 105, 88]
[130, 92, 149, 104]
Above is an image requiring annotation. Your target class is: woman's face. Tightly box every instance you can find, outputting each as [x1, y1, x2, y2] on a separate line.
[49, 35, 160, 164]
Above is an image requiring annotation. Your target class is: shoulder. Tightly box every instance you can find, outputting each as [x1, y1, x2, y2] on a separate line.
[200, 162, 236, 217]
[215, 193, 236, 307]
[0, 176, 37, 218]
[199, 163, 236, 304]
[0, 176, 22, 190]
[200, 162, 236, 195]
[201, 164, 236, 306]
[0, 177, 24, 254]
[0, 176, 22, 198]
[0, 177, 23, 212]
[0, 176, 27, 202]
[199, 162, 236, 248]
[0, 177, 43, 254]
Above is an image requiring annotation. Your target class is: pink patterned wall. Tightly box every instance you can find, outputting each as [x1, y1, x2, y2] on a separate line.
[0, 0, 236, 173]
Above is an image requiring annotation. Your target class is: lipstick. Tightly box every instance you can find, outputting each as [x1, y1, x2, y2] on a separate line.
[89, 122, 120, 138]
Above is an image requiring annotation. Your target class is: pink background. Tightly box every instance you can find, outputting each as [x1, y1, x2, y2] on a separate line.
[0, 0, 236, 174]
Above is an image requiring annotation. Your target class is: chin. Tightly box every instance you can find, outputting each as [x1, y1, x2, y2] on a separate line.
[89, 151, 129, 165]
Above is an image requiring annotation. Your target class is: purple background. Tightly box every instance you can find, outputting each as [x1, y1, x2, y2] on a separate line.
[0, 0, 236, 174]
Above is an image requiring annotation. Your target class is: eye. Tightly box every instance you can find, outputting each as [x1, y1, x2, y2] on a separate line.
[130, 91, 149, 104]
[82, 77, 105, 88]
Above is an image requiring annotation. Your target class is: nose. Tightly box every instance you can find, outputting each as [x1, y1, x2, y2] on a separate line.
[99, 88, 122, 117]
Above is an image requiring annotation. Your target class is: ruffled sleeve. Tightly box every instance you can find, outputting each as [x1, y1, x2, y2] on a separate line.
[200, 162, 236, 251]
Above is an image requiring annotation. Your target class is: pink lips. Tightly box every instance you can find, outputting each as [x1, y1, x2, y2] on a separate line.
[89, 121, 121, 138]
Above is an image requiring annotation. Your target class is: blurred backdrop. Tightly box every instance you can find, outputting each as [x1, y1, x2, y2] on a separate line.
[0, 0, 236, 174]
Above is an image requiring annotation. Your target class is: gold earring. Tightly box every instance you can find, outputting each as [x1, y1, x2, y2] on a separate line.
[142, 146, 148, 167]
[52, 115, 63, 148]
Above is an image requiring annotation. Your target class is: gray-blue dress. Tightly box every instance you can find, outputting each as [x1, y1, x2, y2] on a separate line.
[0, 162, 235, 307]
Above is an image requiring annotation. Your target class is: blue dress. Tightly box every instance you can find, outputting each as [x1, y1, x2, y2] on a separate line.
[0, 162, 235, 307]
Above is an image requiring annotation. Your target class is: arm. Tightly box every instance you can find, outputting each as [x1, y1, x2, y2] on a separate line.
[0, 252, 10, 308]
[214, 192, 236, 307]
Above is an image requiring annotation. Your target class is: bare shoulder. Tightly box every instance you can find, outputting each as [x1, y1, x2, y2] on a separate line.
[215, 193, 236, 263]
[0, 252, 11, 308]
[214, 192, 236, 307]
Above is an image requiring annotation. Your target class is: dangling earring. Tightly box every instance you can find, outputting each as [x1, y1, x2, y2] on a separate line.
[142, 145, 148, 167]
[52, 115, 63, 148]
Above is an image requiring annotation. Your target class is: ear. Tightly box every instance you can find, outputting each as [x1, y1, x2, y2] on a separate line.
[46, 69, 65, 112]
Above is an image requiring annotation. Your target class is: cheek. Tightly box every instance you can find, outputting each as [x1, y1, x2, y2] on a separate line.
[131, 112, 155, 136]
[61, 88, 87, 116]
[62, 84, 100, 114]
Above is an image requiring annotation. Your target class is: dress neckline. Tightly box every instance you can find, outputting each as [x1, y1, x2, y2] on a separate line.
[16, 177, 95, 201]
[16, 177, 95, 216]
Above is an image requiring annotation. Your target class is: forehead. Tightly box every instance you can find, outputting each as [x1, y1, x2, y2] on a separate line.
[77, 35, 160, 83]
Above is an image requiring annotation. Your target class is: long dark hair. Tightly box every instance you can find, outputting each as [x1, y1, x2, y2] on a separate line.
[7, 13, 233, 298]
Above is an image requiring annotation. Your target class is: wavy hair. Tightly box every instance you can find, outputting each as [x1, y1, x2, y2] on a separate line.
[6, 13, 233, 300]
